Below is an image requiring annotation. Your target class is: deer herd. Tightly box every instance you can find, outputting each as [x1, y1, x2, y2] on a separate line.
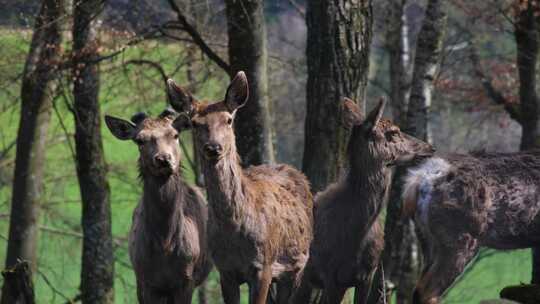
[105, 71, 540, 304]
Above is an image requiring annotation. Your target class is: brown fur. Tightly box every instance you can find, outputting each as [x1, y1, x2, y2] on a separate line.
[105, 112, 212, 303]
[293, 98, 434, 304]
[404, 151, 540, 304]
[167, 72, 314, 304]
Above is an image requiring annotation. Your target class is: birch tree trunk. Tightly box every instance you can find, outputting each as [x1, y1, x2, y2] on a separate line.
[72, 0, 114, 302]
[1, 0, 64, 302]
[377, 1, 447, 303]
[303, 0, 373, 192]
[225, 0, 274, 166]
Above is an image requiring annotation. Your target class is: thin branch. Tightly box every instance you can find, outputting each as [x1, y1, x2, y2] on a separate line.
[468, 41, 522, 124]
[166, 0, 230, 73]
[287, 0, 306, 18]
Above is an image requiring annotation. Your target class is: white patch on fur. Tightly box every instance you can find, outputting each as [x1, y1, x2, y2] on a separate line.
[403, 157, 451, 223]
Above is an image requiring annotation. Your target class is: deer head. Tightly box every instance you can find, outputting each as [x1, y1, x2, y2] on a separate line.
[166, 71, 249, 161]
[342, 97, 434, 169]
[105, 110, 184, 177]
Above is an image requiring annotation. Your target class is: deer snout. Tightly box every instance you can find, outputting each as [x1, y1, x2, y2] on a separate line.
[154, 153, 172, 168]
[203, 142, 223, 158]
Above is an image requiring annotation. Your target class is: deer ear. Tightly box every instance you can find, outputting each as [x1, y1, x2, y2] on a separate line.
[105, 115, 136, 140]
[172, 113, 192, 132]
[167, 79, 195, 114]
[224, 71, 249, 113]
[342, 97, 364, 129]
[363, 97, 386, 133]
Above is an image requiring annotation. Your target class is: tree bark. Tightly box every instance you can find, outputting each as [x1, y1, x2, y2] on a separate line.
[225, 0, 273, 166]
[516, 1, 539, 151]
[377, 1, 446, 303]
[1, 261, 36, 304]
[1, 0, 63, 302]
[406, 0, 446, 143]
[387, 0, 411, 127]
[302, 0, 373, 192]
[72, 0, 114, 303]
[514, 0, 540, 284]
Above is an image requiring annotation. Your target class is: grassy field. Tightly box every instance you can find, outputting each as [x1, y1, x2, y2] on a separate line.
[0, 28, 532, 303]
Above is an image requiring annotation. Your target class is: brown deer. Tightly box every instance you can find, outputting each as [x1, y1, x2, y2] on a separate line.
[166, 71, 314, 304]
[293, 98, 434, 304]
[402, 149, 540, 304]
[105, 109, 212, 303]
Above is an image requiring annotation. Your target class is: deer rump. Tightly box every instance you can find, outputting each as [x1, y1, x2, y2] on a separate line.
[402, 151, 540, 303]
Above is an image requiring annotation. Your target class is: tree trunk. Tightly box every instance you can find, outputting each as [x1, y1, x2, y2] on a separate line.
[514, 0, 540, 284]
[378, 1, 447, 303]
[72, 0, 114, 303]
[225, 0, 274, 166]
[387, 0, 411, 126]
[516, 1, 539, 151]
[1, 261, 36, 304]
[302, 0, 373, 192]
[406, 0, 446, 142]
[1, 0, 63, 302]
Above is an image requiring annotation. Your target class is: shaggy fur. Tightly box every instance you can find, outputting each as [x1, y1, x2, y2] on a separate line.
[404, 150, 540, 304]
[105, 113, 212, 303]
[168, 72, 314, 304]
[293, 98, 434, 304]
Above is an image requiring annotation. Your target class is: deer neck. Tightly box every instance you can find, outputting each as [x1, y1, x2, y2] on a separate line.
[346, 158, 392, 222]
[201, 147, 247, 223]
[141, 172, 185, 252]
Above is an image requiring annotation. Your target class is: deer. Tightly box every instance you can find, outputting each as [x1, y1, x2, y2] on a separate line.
[166, 71, 314, 304]
[401, 148, 540, 304]
[105, 109, 212, 303]
[293, 98, 434, 304]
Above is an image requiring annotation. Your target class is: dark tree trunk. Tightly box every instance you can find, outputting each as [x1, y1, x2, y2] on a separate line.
[1, 261, 36, 304]
[1, 0, 63, 302]
[378, 1, 446, 303]
[516, 1, 539, 151]
[514, 0, 540, 284]
[302, 0, 373, 192]
[72, 0, 114, 302]
[387, 0, 411, 127]
[225, 0, 273, 166]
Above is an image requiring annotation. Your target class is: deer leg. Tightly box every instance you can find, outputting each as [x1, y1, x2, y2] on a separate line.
[353, 267, 377, 304]
[290, 265, 315, 304]
[320, 285, 347, 304]
[413, 234, 479, 304]
[249, 266, 273, 304]
[274, 278, 293, 304]
[173, 282, 194, 304]
[220, 271, 241, 304]
[136, 281, 166, 304]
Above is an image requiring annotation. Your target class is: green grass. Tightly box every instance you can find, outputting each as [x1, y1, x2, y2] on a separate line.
[0, 28, 534, 303]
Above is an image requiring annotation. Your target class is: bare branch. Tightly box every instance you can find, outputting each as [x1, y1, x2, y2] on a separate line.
[468, 41, 522, 124]
[287, 0, 306, 18]
[166, 0, 230, 73]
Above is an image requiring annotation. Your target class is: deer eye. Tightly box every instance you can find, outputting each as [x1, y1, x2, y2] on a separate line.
[227, 117, 233, 125]
[174, 133, 179, 140]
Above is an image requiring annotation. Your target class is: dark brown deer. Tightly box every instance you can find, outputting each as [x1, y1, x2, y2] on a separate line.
[293, 98, 434, 304]
[167, 71, 314, 304]
[105, 110, 212, 303]
[402, 150, 540, 304]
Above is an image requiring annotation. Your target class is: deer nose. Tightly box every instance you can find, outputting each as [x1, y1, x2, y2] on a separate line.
[154, 154, 172, 167]
[203, 143, 223, 158]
